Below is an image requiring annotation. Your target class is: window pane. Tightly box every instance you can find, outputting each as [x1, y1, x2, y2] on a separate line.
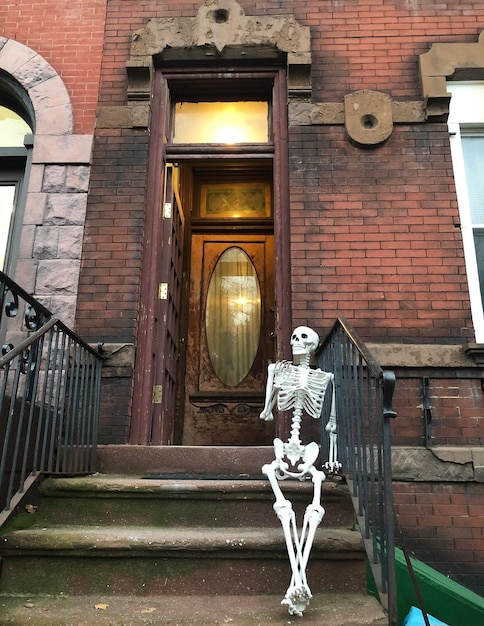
[173, 101, 268, 144]
[474, 229, 484, 310]
[447, 82, 484, 124]
[462, 136, 484, 224]
[0, 184, 16, 270]
[206, 247, 261, 387]
[0, 106, 31, 148]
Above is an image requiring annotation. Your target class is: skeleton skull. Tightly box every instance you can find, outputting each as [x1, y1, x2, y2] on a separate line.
[290, 326, 320, 356]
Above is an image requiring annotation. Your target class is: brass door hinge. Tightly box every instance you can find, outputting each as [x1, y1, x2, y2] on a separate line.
[159, 283, 168, 299]
[152, 385, 163, 404]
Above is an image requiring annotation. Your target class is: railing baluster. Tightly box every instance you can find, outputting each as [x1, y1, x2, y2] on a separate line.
[0, 270, 103, 527]
[0, 355, 23, 509]
[316, 317, 397, 626]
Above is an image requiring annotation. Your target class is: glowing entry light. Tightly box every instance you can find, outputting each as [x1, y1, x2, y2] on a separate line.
[173, 101, 269, 144]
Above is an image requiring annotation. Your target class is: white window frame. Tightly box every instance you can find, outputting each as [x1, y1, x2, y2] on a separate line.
[447, 82, 484, 343]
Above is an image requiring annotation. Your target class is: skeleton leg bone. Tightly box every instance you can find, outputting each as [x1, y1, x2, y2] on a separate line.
[263, 459, 327, 616]
[283, 466, 326, 615]
[263, 462, 305, 587]
[299, 466, 326, 572]
[263, 461, 310, 614]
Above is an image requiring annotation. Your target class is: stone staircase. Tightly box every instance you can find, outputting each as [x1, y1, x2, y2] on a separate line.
[0, 447, 388, 625]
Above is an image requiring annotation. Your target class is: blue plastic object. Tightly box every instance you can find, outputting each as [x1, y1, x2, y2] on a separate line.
[402, 607, 449, 626]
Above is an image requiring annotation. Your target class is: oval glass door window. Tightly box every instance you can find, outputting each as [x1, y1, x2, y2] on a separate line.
[206, 247, 261, 387]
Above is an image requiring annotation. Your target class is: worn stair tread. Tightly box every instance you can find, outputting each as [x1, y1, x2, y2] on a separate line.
[40, 474, 347, 497]
[0, 525, 364, 556]
[0, 592, 388, 625]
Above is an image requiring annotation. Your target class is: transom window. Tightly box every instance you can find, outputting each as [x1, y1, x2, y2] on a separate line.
[173, 101, 269, 144]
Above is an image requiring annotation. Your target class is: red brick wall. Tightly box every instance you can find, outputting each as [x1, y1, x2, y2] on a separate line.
[1, 0, 107, 134]
[290, 124, 473, 342]
[390, 378, 484, 447]
[76, 126, 148, 442]
[77, 129, 147, 342]
[394, 482, 484, 595]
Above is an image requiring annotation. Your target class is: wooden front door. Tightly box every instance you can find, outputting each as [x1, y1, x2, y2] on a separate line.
[150, 164, 186, 445]
[182, 233, 275, 445]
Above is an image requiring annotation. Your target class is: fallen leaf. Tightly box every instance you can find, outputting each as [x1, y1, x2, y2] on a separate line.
[94, 603, 109, 610]
[141, 608, 156, 614]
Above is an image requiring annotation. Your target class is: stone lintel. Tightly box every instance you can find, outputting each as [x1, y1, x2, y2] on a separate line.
[366, 343, 477, 369]
[419, 31, 484, 119]
[290, 98, 425, 128]
[96, 105, 150, 129]
[127, 0, 312, 100]
[391, 446, 477, 482]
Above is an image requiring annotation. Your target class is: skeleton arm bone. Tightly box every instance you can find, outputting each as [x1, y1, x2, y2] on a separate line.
[259, 362, 278, 421]
[324, 377, 342, 472]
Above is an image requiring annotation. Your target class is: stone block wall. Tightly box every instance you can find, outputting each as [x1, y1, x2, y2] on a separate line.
[1, 0, 106, 327]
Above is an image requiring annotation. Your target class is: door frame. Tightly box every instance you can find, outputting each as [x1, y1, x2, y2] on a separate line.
[130, 66, 292, 445]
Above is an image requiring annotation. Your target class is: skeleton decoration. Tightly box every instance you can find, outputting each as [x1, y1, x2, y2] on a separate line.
[260, 326, 340, 616]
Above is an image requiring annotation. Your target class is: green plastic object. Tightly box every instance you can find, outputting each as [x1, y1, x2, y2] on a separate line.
[367, 547, 484, 626]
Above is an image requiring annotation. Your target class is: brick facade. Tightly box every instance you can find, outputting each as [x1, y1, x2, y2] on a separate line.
[2, 0, 484, 598]
[394, 482, 484, 595]
[290, 123, 472, 342]
[1, 0, 106, 135]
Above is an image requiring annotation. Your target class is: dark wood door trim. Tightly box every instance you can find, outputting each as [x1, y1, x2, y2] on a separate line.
[130, 72, 168, 444]
[131, 67, 292, 445]
[273, 68, 293, 439]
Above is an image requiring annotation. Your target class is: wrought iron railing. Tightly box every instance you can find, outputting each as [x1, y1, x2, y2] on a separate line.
[0, 271, 103, 526]
[317, 317, 397, 626]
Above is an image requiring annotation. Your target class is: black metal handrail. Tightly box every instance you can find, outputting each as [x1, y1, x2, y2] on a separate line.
[317, 317, 397, 626]
[0, 271, 103, 526]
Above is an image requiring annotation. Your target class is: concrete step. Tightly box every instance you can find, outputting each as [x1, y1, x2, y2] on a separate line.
[0, 592, 388, 625]
[96, 445, 280, 476]
[0, 525, 366, 596]
[34, 475, 354, 529]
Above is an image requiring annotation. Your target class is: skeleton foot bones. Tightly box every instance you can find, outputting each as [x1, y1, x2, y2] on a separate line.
[260, 327, 340, 616]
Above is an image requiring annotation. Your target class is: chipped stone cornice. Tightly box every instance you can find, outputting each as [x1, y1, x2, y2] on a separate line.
[289, 95, 427, 146]
[366, 343, 478, 370]
[126, 0, 312, 101]
[419, 30, 484, 118]
[392, 446, 483, 483]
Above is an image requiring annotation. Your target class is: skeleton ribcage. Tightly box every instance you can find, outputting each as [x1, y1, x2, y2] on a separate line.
[274, 364, 333, 420]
